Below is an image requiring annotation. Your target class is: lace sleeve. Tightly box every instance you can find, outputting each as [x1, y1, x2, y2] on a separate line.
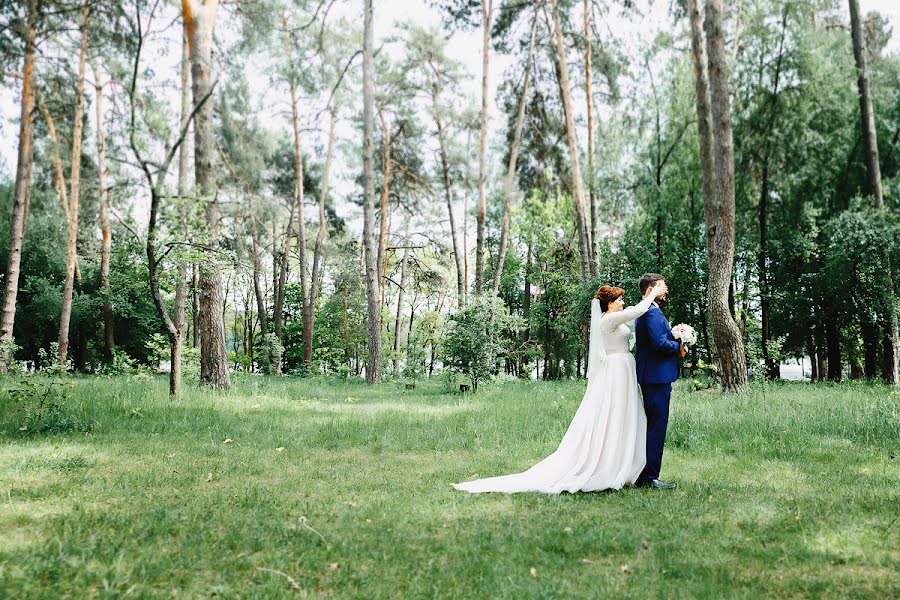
[600, 295, 655, 330]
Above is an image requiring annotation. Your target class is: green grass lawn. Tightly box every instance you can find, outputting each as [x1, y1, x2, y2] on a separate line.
[1, 374, 898, 598]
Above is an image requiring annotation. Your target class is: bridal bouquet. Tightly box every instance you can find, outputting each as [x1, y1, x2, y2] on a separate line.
[672, 323, 697, 346]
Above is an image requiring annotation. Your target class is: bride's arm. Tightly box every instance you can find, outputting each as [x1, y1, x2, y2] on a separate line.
[601, 295, 655, 329]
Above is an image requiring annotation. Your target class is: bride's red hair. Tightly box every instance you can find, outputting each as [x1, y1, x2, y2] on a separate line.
[594, 285, 625, 312]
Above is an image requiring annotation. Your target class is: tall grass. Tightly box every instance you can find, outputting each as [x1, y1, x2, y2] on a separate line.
[1, 374, 897, 598]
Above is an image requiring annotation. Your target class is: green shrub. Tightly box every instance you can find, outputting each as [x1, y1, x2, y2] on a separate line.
[441, 297, 524, 392]
[4, 378, 92, 435]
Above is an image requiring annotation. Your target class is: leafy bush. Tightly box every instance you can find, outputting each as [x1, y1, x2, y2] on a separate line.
[36, 343, 68, 377]
[5, 379, 92, 435]
[101, 349, 140, 375]
[441, 297, 524, 392]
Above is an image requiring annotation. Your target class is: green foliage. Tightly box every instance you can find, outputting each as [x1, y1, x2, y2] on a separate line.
[3, 378, 91, 436]
[101, 349, 139, 375]
[442, 296, 524, 391]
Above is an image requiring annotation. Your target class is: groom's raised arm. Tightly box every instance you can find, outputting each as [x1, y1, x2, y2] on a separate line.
[646, 310, 681, 355]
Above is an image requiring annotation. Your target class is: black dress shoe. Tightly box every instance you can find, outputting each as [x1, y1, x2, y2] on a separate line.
[636, 479, 676, 490]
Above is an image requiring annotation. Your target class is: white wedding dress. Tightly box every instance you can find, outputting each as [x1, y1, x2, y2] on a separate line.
[453, 296, 654, 494]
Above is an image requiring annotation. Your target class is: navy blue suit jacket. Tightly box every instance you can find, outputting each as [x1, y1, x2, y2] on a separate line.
[635, 304, 681, 385]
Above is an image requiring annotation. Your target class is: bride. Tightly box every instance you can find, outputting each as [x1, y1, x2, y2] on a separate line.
[452, 281, 667, 494]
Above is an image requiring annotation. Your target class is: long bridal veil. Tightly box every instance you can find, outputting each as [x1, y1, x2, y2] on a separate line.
[586, 298, 606, 383]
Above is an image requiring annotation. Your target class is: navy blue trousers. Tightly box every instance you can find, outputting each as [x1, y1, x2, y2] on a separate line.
[638, 382, 672, 481]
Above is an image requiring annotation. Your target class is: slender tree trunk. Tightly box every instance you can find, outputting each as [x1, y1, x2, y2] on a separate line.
[474, 0, 493, 295]
[550, 0, 593, 276]
[376, 109, 393, 307]
[146, 185, 184, 396]
[305, 105, 336, 365]
[702, 0, 748, 392]
[92, 62, 115, 365]
[849, 0, 883, 206]
[815, 316, 828, 379]
[433, 101, 465, 306]
[861, 313, 878, 378]
[343, 283, 350, 370]
[392, 230, 410, 376]
[584, 0, 598, 270]
[653, 89, 663, 270]
[184, 0, 229, 389]
[174, 26, 191, 364]
[807, 336, 818, 381]
[687, 0, 719, 370]
[192, 263, 200, 347]
[0, 1, 36, 372]
[170, 333, 183, 396]
[129, 7, 205, 396]
[362, 0, 381, 384]
[407, 296, 415, 347]
[289, 81, 311, 368]
[272, 189, 295, 374]
[250, 209, 269, 372]
[759, 164, 775, 378]
[521, 239, 532, 376]
[823, 310, 842, 380]
[492, 15, 536, 297]
[57, 0, 90, 367]
[880, 311, 898, 384]
[849, 342, 863, 379]
[758, 12, 787, 381]
[463, 189, 469, 293]
[731, 0, 745, 62]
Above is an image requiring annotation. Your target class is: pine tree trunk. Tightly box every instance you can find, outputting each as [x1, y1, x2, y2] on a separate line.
[174, 25, 191, 363]
[92, 63, 115, 364]
[184, 0, 229, 389]
[272, 190, 296, 374]
[392, 234, 410, 376]
[192, 263, 200, 347]
[815, 317, 828, 379]
[521, 240, 532, 376]
[362, 0, 381, 383]
[861, 313, 878, 378]
[584, 0, 598, 271]
[57, 0, 90, 367]
[687, 0, 719, 371]
[758, 13, 787, 381]
[250, 210, 269, 372]
[0, 1, 36, 373]
[170, 333, 183, 397]
[807, 336, 818, 381]
[759, 164, 776, 379]
[550, 0, 593, 276]
[880, 311, 899, 383]
[433, 103, 465, 306]
[848, 0, 883, 206]
[289, 81, 311, 368]
[825, 312, 842, 381]
[474, 0, 493, 295]
[703, 0, 748, 393]
[492, 15, 536, 297]
[146, 185, 183, 396]
[305, 106, 336, 366]
[377, 109, 396, 308]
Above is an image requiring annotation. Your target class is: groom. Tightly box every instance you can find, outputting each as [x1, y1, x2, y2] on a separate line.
[635, 273, 683, 490]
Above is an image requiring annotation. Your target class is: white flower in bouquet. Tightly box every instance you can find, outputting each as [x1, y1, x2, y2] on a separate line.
[672, 323, 697, 346]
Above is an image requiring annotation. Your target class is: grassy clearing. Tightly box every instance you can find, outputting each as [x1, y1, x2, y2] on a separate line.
[1, 375, 898, 598]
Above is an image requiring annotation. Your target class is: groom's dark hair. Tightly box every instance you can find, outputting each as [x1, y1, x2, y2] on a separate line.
[639, 273, 664, 296]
